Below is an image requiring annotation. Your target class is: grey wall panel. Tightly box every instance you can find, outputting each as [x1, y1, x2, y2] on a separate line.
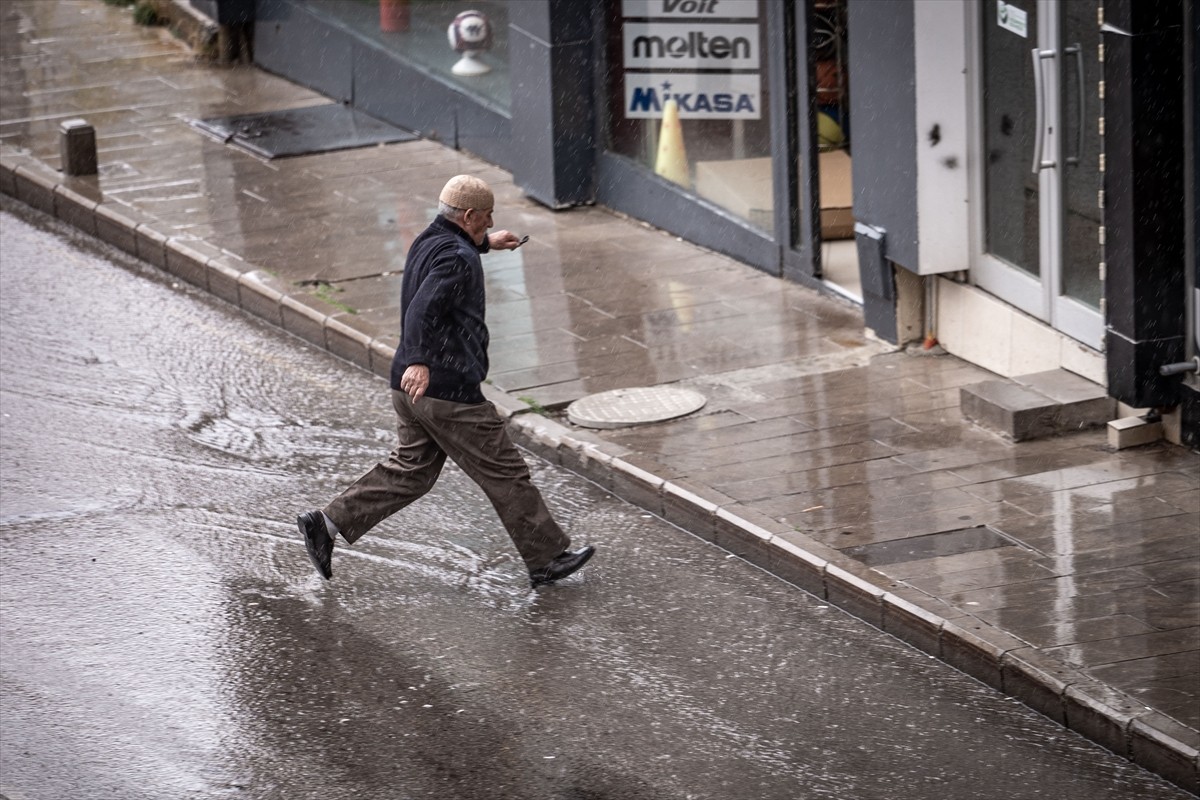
[509, 26, 594, 206]
[455, 101, 513, 167]
[597, 154, 780, 276]
[254, 0, 353, 103]
[846, 0, 917, 271]
[352, 43, 459, 146]
[509, 25, 557, 205]
[353, 41, 512, 166]
[545, 38, 596, 203]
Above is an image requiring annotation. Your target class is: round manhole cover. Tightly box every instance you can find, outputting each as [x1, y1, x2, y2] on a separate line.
[566, 386, 707, 429]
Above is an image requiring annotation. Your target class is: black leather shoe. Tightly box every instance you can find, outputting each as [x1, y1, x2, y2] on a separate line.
[297, 511, 333, 580]
[530, 545, 595, 587]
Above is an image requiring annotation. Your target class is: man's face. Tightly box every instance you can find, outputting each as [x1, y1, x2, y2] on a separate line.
[462, 206, 493, 245]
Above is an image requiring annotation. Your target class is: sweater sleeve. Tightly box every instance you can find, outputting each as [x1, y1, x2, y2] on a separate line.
[402, 246, 465, 366]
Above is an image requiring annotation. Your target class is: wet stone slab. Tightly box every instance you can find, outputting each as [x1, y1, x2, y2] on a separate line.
[843, 525, 1019, 567]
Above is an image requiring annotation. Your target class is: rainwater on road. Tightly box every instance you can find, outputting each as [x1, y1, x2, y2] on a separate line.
[0, 200, 1189, 800]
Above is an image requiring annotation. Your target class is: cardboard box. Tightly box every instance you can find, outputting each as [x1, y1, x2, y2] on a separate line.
[693, 151, 855, 239]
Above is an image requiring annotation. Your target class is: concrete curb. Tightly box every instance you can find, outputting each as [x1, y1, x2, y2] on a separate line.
[2, 146, 1195, 795]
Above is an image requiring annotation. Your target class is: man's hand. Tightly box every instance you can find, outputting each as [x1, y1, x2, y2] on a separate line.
[488, 230, 524, 251]
[401, 364, 430, 402]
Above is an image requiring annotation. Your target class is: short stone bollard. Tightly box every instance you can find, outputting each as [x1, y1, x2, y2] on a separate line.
[60, 118, 98, 176]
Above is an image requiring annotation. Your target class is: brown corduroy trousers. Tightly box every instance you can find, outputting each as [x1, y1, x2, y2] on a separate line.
[323, 390, 570, 571]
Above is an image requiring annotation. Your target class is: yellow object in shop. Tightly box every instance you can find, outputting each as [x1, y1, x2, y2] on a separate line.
[654, 99, 691, 188]
[817, 111, 845, 149]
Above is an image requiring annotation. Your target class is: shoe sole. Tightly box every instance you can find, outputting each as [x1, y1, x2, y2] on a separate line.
[297, 515, 332, 580]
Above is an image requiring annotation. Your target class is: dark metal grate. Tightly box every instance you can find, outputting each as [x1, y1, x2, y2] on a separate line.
[191, 103, 417, 159]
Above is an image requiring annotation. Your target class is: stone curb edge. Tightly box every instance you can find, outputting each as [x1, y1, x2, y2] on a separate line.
[2, 147, 1195, 795]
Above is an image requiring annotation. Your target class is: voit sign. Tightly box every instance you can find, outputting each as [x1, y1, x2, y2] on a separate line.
[621, 0, 761, 120]
[622, 0, 759, 18]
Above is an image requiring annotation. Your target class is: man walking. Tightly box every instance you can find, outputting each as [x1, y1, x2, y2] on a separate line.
[297, 175, 595, 588]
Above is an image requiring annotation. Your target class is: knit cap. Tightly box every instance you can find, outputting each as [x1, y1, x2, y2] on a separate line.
[439, 174, 493, 211]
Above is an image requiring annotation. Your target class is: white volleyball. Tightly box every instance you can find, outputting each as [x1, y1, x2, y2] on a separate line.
[447, 11, 492, 53]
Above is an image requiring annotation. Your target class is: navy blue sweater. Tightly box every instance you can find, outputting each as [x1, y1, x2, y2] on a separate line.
[391, 215, 491, 404]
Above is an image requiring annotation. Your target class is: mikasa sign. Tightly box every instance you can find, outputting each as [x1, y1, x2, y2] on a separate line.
[620, 0, 761, 119]
[624, 73, 760, 119]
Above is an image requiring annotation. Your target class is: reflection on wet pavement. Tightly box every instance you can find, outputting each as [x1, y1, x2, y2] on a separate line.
[0, 205, 1191, 799]
[1, 0, 1197, 784]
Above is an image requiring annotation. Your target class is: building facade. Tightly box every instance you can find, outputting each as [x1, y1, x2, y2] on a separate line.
[208, 0, 1198, 445]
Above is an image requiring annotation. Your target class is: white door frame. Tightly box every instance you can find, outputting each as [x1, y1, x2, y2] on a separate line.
[968, 0, 1105, 351]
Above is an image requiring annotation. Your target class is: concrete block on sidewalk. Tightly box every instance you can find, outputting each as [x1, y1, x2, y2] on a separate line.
[962, 369, 1114, 441]
[1108, 415, 1164, 449]
[960, 380, 1060, 441]
[59, 119, 98, 176]
[1015, 369, 1109, 404]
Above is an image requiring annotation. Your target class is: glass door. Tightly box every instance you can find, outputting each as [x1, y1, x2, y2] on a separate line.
[975, 0, 1104, 349]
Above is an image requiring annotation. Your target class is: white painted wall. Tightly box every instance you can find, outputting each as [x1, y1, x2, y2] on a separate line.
[937, 278, 1107, 384]
[913, 0, 971, 275]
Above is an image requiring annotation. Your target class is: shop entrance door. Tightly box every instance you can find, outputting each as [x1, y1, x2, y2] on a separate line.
[780, 0, 851, 295]
[975, 0, 1104, 349]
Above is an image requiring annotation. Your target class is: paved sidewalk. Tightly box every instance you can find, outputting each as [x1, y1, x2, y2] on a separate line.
[1, 1, 1196, 792]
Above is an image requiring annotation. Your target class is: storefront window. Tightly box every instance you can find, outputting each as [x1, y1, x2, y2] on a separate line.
[606, 0, 772, 230]
[299, 1, 511, 111]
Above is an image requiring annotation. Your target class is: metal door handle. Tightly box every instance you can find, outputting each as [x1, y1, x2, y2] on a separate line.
[1065, 44, 1084, 166]
[1031, 48, 1057, 173]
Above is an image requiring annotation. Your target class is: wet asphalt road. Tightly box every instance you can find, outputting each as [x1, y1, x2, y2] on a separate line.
[0, 200, 1190, 800]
